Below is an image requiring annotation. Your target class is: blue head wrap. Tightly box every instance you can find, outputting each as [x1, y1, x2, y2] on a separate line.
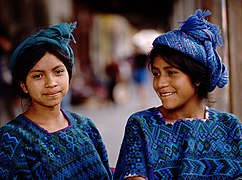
[10, 22, 77, 73]
[152, 9, 228, 92]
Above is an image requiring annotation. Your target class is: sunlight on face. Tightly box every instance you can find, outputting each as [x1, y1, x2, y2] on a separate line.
[152, 56, 198, 111]
[23, 52, 69, 108]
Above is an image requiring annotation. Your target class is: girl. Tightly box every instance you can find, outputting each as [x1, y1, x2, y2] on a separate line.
[114, 10, 242, 179]
[0, 22, 112, 179]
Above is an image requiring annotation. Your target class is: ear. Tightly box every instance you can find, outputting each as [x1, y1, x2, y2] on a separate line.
[20, 82, 28, 94]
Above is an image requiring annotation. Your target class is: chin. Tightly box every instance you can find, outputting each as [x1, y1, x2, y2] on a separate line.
[162, 103, 179, 111]
[44, 100, 62, 107]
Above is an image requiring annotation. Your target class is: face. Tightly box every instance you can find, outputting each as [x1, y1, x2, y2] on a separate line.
[152, 56, 199, 111]
[20, 52, 69, 108]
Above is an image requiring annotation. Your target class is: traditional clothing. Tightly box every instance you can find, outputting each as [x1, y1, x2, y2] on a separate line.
[152, 9, 228, 92]
[10, 22, 76, 73]
[114, 107, 242, 179]
[0, 109, 112, 179]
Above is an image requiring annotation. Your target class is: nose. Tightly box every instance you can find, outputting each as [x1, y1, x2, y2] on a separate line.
[45, 75, 57, 88]
[155, 76, 169, 89]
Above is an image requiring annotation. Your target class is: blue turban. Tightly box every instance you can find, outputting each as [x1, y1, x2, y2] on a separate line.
[152, 9, 228, 92]
[10, 22, 77, 73]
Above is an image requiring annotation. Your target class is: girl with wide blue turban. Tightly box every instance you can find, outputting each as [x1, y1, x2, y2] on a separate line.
[0, 22, 112, 179]
[114, 9, 241, 179]
[152, 9, 228, 92]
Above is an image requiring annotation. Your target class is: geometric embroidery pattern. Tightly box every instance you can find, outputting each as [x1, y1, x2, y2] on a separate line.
[114, 107, 242, 179]
[0, 109, 112, 179]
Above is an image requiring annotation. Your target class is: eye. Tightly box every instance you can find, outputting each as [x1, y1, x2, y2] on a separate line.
[55, 69, 65, 75]
[33, 74, 43, 79]
[152, 69, 160, 77]
[168, 71, 177, 76]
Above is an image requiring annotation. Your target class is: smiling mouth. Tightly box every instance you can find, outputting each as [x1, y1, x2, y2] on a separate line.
[44, 92, 60, 96]
[160, 92, 174, 97]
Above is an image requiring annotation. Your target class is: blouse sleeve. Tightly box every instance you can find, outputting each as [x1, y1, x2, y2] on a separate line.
[114, 116, 148, 180]
[85, 118, 112, 179]
[0, 128, 32, 179]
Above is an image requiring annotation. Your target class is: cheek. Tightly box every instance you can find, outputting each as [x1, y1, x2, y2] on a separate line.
[63, 75, 70, 86]
[174, 74, 191, 86]
[26, 76, 43, 89]
[65, 81, 69, 90]
[152, 78, 157, 90]
[176, 78, 196, 94]
[59, 75, 70, 91]
[25, 81, 41, 94]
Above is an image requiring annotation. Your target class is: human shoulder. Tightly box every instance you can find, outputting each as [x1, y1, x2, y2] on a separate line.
[207, 107, 241, 135]
[0, 114, 27, 139]
[0, 115, 28, 159]
[129, 107, 158, 119]
[63, 110, 105, 148]
[208, 107, 241, 123]
[62, 109, 98, 130]
[126, 107, 161, 127]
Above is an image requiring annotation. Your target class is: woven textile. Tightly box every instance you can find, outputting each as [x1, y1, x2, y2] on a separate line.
[152, 9, 228, 92]
[10, 22, 76, 73]
[114, 107, 242, 179]
[0, 109, 112, 179]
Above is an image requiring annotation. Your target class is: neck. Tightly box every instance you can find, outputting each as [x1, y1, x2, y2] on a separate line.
[160, 102, 205, 122]
[24, 105, 68, 132]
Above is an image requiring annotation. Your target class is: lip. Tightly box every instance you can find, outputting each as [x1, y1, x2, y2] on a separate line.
[159, 92, 175, 97]
[43, 91, 61, 96]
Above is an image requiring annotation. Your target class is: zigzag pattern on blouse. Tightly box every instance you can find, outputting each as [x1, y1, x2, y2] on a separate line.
[114, 107, 242, 179]
[0, 111, 111, 179]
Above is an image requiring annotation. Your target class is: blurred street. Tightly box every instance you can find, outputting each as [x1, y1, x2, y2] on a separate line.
[71, 78, 160, 167]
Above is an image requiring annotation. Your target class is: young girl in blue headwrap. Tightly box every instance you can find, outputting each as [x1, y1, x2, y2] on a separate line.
[0, 22, 112, 179]
[114, 9, 241, 179]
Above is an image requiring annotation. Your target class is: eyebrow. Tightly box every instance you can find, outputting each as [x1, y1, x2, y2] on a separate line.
[152, 65, 175, 70]
[29, 64, 65, 73]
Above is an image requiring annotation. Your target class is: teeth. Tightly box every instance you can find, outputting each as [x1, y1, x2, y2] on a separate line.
[160, 92, 173, 97]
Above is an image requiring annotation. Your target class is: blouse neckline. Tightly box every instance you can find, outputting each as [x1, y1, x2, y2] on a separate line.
[156, 106, 209, 125]
[20, 108, 72, 134]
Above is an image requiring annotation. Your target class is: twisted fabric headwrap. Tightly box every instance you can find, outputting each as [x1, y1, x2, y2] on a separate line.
[10, 22, 77, 73]
[152, 9, 228, 92]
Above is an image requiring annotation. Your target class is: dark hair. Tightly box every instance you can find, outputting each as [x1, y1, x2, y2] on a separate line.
[148, 44, 210, 100]
[12, 44, 73, 99]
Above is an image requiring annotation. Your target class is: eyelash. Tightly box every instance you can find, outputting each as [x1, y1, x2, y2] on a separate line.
[152, 71, 160, 77]
[55, 69, 64, 75]
[32, 69, 65, 79]
[152, 70, 177, 77]
[168, 71, 176, 75]
[33, 74, 43, 79]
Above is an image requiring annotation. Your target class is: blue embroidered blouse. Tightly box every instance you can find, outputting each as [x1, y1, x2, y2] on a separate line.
[114, 107, 242, 179]
[0, 109, 112, 179]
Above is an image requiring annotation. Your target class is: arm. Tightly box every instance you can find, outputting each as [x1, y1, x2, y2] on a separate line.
[85, 118, 112, 179]
[114, 116, 149, 179]
[0, 128, 31, 179]
[228, 116, 242, 178]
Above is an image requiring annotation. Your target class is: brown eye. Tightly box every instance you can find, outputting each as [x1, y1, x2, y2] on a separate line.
[55, 69, 64, 75]
[152, 69, 160, 77]
[152, 72, 160, 77]
[168, 71, 176, 76]
[33, 74, 43, 79]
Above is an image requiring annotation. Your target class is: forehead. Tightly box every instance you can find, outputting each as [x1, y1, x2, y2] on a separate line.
[32, 52, 64, 70]
[153, 56, 172, 68]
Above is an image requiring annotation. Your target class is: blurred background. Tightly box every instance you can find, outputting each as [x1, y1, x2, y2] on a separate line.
[0, 0, 241, 167]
